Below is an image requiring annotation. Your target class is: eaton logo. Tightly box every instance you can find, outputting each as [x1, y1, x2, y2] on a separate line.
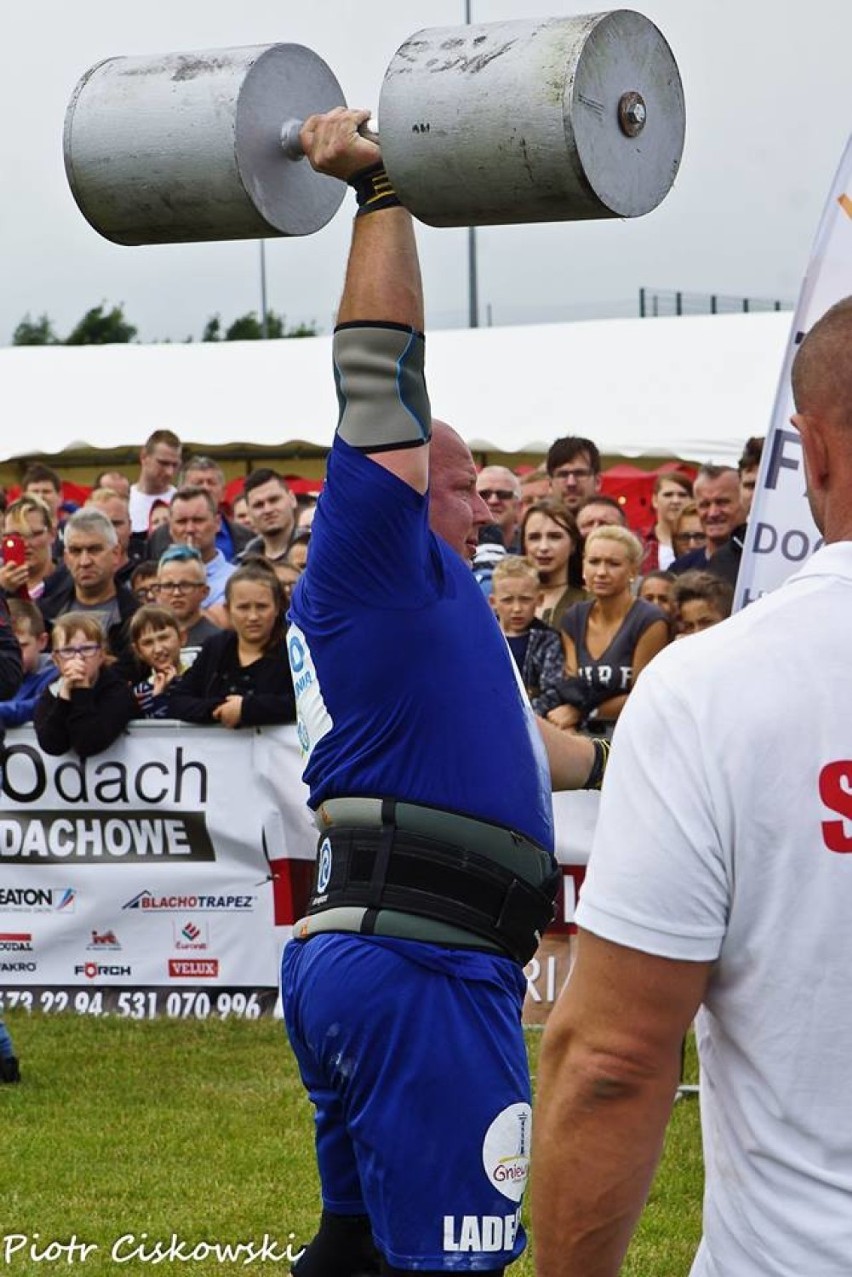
[0, 886, 76, 913]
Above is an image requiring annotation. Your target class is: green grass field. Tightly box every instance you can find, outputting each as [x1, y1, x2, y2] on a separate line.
[1, 1011, 702, 1275]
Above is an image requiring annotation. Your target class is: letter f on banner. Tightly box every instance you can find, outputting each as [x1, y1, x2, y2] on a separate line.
[735, 135, 852, 611]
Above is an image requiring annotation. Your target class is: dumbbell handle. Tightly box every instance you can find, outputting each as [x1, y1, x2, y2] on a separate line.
[280, 117, 380, 161]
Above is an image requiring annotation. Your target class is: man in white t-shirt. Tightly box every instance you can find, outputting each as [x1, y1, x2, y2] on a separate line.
[532, 295, 852, 1277]
[128, 429, 182, 533]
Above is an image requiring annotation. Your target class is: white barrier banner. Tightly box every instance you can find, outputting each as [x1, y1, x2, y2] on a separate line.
[736, 136, 852, 608]
[0, 722, 594, 1020]
[0, 722, 317, 1019]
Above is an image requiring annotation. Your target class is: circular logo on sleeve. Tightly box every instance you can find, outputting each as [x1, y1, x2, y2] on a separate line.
[482, 1102, 532, 1202]
[316, 838, 333, 894]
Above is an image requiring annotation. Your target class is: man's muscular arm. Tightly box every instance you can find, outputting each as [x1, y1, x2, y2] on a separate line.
[532, 931, 710, 1275]
[537, 716, 598, 790]
[300, 108, 429, 495]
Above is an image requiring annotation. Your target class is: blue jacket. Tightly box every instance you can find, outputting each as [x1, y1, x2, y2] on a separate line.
[0, 655, 59, 727]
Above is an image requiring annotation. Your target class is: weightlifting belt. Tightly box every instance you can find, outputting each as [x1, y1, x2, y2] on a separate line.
[293, 797, 558, 966]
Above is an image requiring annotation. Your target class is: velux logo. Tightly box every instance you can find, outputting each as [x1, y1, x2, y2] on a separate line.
[168, 959, 219, 978]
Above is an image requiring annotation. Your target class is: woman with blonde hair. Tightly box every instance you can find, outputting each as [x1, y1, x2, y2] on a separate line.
[550, 525, 669, 735]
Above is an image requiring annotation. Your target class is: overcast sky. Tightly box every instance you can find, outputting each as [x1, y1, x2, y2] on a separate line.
[2, 0, 850, 344]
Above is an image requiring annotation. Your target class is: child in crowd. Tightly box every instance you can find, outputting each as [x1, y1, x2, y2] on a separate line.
[673, 570, 734, 637]
[489, 556, 566, 717]
[0, 600, 59, 726]
[129, 605, 185, 718]
[130, 560, 159, 605]
[168, 560, 295, 728]
[638, 570, 677, 621]
[156, 544, 220, 668]
[34, 613, 139, 758]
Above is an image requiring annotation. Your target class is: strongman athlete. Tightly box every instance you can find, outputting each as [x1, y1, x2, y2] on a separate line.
[283, 109, 607, 1276]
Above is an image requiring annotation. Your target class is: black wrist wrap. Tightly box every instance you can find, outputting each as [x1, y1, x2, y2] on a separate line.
[348, 162, 402, 216]
[582, 737, 612, 791]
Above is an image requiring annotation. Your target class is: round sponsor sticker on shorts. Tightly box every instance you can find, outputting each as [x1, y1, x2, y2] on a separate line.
[482, 1102, 531, 1202]
[316, 838, 333, 894]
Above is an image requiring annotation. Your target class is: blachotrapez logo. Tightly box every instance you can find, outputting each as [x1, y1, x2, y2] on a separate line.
[122, 890, 254, 913]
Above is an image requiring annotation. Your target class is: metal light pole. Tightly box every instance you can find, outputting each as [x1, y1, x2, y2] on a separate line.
[466, 0, 479, 328]
[259, 239, 269, 338]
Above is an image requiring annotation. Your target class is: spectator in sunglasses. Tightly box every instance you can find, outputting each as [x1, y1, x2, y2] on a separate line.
[475, 465, 523, 551]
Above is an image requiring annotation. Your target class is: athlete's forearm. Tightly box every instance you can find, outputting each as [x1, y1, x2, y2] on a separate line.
[337, 206, 424, 332]
[537, 717, 596, 790]
[299, 107, 424, 332]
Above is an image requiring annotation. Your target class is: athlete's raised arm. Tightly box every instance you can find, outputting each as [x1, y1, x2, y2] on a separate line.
[300, 108, 429, 495]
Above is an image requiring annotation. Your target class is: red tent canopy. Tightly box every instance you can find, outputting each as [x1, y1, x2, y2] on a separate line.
[598, 463, 696, 532]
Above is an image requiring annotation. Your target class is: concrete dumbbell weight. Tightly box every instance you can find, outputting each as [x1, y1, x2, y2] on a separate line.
[63, 10, 685, 245]
[378, 11, 685, 225]
[63, 43, 349, 244]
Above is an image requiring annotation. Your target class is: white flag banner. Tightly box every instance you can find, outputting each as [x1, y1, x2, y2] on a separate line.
[0, 722, 595, 1021]
[736, 136, 852, 608]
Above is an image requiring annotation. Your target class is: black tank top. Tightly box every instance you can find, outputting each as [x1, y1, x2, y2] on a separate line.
[561, 597, 667, 706]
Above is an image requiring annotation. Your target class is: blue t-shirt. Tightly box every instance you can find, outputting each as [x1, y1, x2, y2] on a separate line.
[288, 436, 553, 851]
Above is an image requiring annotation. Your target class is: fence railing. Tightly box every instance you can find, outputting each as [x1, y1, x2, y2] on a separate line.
[639, 288, 792, 318]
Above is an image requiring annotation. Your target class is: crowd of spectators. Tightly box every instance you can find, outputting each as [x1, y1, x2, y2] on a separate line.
[481, 432, 761, 735]
[0, 437, 309, 758]
[0, 429, 761, 759]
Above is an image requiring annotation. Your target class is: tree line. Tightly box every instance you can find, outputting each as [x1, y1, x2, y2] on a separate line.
[10, 304, 318, 346]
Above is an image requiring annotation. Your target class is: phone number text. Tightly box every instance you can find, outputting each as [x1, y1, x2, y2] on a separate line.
[0, 987, 278, 1019]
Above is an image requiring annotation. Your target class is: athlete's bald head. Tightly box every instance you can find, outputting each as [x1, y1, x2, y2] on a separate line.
[792, 297, 852, 428]
[428, 420, 491, 560]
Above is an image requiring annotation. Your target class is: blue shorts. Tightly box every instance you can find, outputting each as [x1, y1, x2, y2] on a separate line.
[281, 933, 531, 1271]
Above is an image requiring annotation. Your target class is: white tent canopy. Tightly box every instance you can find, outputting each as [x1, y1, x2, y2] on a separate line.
[0, 310, 790, 466]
